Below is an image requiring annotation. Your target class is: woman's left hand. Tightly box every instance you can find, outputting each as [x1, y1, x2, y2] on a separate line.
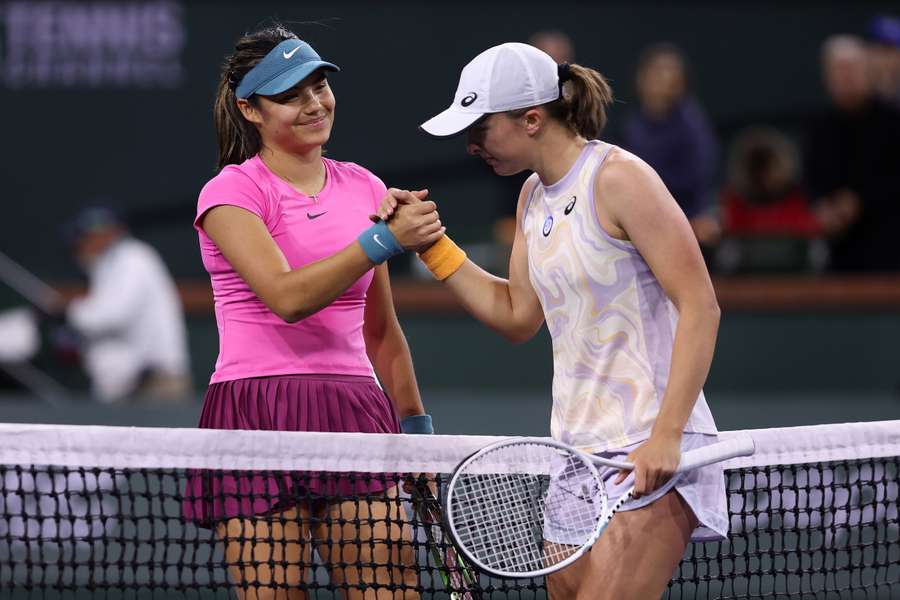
[370, 188, 429, 222]
[613, 430, 682, 498]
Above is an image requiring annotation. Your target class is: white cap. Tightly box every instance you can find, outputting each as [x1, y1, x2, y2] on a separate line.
[420, 42, 561, 137]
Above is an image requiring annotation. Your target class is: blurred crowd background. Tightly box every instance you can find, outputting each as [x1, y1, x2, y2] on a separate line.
[1, 0, 899, 433]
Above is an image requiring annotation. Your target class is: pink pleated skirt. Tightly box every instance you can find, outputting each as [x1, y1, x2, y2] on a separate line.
[182, 374, 401, 526]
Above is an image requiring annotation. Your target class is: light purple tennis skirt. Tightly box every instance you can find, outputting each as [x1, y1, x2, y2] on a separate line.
[182, 374, 401, 525]
[543, 433, 729, 544]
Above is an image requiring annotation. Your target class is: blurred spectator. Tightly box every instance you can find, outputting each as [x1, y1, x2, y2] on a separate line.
[528, 30, 575, 64]
[717, 127, 826, 273]
[721, 127, 821, 237]
[867, 15, 900, 107]
[64, 207, 192, 402]
[807, 35, 900, 272]
[621, 43, 721, 249]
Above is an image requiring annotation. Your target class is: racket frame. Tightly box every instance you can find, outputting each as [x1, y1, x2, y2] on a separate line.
[444, 437, 606, 578]
[443, 435, 755, 579]
[409, 476, 481, 599]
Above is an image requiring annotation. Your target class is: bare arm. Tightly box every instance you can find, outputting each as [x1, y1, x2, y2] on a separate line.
[601, 153, 720, 495]
[363, 263, 425, 419]
[199, 194, 441, 323]
[604, 158, 720, 436]
[438, 178, 545, 343]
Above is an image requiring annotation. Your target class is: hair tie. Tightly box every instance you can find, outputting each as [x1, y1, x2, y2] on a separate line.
[557, 62, 572, 84]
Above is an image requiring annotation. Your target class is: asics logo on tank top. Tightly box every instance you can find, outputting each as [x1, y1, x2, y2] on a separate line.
[564, 196, 577, 215]
[542, 215, 554, 237]
[461, 92, 478, 107]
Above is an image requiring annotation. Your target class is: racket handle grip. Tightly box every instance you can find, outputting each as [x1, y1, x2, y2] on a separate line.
[675, 435, 755, 473]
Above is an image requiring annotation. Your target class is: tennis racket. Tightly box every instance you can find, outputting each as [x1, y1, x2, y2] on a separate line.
[409, 476, 481, 599]
[443, 435, 754, 579]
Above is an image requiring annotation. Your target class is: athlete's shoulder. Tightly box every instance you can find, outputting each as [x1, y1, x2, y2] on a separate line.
[325, 158, 386, 189]
[515, 172, 542, 217]
[324, 157, 379, 181]
[593, 145, 660, 196]
[202, 158, 265, 196]
[592, 146, 674, 229]
[324, 159, 388, 204]
[322, 158, 388, 211]
[197, 158, 271, 223]
[521, 172, 541, 198]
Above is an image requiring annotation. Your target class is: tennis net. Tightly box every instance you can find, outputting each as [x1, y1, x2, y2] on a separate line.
[0, 420, 897, 599]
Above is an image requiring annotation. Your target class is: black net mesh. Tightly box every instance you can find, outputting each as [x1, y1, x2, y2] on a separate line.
[0, 446, 897, 598]
[669, 458, 899, 599]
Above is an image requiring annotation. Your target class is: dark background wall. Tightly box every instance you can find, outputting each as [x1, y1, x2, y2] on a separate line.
[3, 0, 898, 277]
[1, 1, 898, 431]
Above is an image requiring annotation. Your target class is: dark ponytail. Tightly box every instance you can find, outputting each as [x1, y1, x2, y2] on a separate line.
[214, 25, 298, 171]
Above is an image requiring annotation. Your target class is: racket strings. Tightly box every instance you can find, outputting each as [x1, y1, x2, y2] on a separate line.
[449, 444, 607, 575]
[453, 472, 548, 572]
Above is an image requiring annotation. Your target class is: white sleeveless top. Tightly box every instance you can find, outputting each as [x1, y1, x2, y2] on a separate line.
[522, 141, 718, 452]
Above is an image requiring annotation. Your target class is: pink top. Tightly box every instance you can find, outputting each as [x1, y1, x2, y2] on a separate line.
[195, 155, 385, 383]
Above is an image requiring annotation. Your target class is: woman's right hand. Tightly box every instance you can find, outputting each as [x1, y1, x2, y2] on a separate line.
[383, 189, 444, 250]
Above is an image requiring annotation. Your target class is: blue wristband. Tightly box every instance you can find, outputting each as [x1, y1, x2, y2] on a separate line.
[400, 414, 434, 434]
[358, 221, 404, 265]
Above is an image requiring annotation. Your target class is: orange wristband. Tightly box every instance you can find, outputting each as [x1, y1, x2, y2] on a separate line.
[417, 235, 466, 281]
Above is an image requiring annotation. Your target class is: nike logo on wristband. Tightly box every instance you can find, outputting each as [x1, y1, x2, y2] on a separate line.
[373, 234, 388, 250]
[307, 211, 327, 219]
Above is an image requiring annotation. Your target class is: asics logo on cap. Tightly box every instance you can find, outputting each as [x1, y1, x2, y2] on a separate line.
[283, 45, 302, 59]
[461, 92, 478, 107]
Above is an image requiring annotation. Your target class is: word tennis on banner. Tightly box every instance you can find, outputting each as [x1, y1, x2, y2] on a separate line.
[0, 1, 185, 89]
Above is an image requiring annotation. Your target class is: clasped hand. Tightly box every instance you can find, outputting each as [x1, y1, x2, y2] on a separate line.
[372, 188, 442, 253]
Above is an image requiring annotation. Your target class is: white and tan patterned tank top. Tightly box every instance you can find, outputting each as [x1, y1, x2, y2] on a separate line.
[522, 141, 717, 452]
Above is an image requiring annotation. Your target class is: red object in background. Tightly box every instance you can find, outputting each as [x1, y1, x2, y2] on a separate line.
[721, 186, 823, 238]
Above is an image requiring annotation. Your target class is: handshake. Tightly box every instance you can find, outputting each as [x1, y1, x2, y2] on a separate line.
[369, 188, 444, 254]
[360, 188, 465, 280]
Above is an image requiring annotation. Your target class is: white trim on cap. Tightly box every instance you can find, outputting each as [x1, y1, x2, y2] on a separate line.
[420, 108, 484, 138]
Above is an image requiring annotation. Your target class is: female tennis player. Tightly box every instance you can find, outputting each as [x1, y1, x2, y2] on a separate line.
[184, 24, 440, 599]
[379, 43, 728, 600]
